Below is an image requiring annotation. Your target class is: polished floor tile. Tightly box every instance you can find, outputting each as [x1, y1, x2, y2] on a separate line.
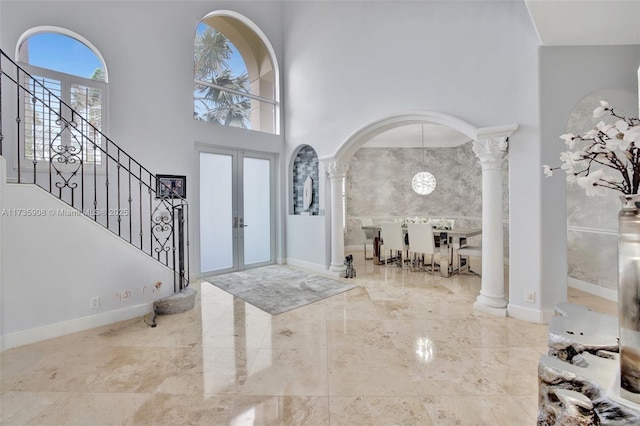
[0, 251, 617, 425]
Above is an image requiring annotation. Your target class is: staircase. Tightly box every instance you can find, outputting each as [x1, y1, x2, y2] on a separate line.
[0, 49, 189, 294]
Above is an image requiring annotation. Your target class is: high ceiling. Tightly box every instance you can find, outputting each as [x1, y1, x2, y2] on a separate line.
[525, 0, 640, 46]
[364, 0, 639, 149]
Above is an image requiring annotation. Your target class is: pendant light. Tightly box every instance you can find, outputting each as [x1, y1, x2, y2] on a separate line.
[411, 124, 436, 195]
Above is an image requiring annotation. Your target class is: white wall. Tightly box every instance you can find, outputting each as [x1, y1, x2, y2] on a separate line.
[0, 157, 175, 350]
[282, 1, 544, 313]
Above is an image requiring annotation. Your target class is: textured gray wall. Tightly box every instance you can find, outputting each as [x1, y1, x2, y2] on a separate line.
[344, 142, 509, 253]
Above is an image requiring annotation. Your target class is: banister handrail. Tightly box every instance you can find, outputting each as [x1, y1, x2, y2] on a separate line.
[0, 48, 189, 292]
[0, 51, 186, 203]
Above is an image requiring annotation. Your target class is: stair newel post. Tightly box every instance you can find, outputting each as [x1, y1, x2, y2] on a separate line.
[185, 203, 190, 289]
[175, 204, 185, 293]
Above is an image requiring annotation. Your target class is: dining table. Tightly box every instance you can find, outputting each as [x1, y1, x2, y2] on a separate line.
[361, 224, 482, 277]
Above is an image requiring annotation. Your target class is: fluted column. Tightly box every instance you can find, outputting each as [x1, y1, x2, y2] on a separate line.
[472, 137, 509, 316]
[326, 161, 348, 275]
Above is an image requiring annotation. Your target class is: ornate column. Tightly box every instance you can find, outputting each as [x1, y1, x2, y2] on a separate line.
[326, 161, 348, 275]
[472, 137, 509, 316]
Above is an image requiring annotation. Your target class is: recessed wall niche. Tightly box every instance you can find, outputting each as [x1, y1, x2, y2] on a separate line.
[292, 145, 319, 215]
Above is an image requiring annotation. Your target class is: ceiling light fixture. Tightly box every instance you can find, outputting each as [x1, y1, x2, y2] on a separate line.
[411, 124, 436, 195]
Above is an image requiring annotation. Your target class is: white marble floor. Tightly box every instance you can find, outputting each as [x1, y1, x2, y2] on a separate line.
[0, 251, 617, 425]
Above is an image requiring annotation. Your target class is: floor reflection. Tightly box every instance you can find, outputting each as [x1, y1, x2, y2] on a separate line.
[0, 251, 618, 425]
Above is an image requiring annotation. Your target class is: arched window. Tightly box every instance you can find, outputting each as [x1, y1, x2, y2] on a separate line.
[194, 11, 279, 134]
[17, 29, 108, 164]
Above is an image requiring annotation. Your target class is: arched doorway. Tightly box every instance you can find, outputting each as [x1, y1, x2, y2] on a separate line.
[321, 111, 518, 317]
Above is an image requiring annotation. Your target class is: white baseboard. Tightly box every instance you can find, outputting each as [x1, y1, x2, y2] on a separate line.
[1, 303, 151, 351]
[507, 303, 555, 324]
[285, 258, 331, 275]
[568, 277, 617, 302]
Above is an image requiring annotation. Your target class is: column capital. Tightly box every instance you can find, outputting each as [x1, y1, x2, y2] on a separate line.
[324, 161, 349, 180]
[472, 137, 509, 169]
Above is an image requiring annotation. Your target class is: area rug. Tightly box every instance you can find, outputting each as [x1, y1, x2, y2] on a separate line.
[204, 265, 358, 315]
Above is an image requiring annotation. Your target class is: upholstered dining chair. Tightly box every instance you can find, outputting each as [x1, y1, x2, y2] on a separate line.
[380, 222, 408, 267]
[457, 245, 482, 276]
[360, 218, 377, 260]
[407, 222, 440, 274]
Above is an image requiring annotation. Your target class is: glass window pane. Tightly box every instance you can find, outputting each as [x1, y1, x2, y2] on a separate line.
[200, 152, 234, 272]
[24, 75, 62, 161]
[243, 157, 271, 265]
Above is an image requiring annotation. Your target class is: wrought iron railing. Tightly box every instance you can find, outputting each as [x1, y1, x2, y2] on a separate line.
[0, 49, 189, 292]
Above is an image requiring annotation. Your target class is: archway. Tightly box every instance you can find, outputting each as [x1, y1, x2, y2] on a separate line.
[321, 111, 518, 316]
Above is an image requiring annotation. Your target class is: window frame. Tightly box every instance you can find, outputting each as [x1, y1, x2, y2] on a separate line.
[193, 11, 280, 135]
[18, 63, 108, 169]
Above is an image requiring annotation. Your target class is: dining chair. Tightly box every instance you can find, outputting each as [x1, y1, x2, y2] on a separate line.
[380, 222, 408, 267]
[407, 222, 440, 274]
[457, 245, 482, 276]
[360, 218, 377, 260]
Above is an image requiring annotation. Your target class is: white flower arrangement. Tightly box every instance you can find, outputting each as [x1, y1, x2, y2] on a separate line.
[543, 101, 640, 196]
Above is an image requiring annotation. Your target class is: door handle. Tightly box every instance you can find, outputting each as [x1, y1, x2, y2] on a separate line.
[239, 218, 248, 228]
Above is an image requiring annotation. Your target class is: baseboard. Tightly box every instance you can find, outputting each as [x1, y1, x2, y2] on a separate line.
[507, 303, 555, 324]
[285, 257, 331, 275]
[1, 303, 151, 351]
[568, 277, 617, 302]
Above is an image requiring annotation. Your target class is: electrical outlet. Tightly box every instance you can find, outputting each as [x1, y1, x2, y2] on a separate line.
[525, 290, 536, 303]
[90, 296, 100, 309]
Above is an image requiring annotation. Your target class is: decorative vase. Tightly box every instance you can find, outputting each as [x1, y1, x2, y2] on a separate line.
[618, 194, 640, 404]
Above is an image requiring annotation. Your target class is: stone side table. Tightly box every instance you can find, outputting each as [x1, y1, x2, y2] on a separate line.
[538, 303, 640, 425]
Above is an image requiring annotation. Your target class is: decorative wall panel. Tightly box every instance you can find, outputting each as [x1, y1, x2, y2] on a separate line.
[292, 145, 319, 215]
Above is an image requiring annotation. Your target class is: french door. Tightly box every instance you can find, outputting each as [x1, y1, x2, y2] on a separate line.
[199, 147, 275, 275]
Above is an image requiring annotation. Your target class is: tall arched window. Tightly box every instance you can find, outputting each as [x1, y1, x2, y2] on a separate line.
[194, 11, 279, 134]
[17, 28, 108, 164]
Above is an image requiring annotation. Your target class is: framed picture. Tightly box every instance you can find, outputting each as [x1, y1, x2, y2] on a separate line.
[156, 174, 186, 199]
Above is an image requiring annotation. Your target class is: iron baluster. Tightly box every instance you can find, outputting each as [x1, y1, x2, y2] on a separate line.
[15, 66, 21, 183]
[138, 170, 143, 250]
[105, 141, 109, 229]
[48, 90, 53, 193]
[128, 157, 133, 244]
[31, 82, 37, 184]
[116, 149, 121, 236]
[0, 49, 189, 291]
[0, 56, 3, 156]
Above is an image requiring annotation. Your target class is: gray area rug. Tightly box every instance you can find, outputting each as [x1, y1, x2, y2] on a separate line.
[205, 265, 358, 315]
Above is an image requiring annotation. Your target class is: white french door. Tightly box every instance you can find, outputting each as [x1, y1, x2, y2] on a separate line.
[199, 147, 275, 275]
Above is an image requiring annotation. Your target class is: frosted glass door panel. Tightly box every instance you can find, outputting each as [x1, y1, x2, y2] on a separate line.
[200, 152, 234, 272]
[243, 157, 272, 265]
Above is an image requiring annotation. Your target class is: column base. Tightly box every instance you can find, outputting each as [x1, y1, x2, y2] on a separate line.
[329, 263, 347, 277]
[473, 300, 507, 317]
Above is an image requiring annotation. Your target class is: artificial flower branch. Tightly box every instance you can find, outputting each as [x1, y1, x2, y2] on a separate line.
[543, 101, 640, 196]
